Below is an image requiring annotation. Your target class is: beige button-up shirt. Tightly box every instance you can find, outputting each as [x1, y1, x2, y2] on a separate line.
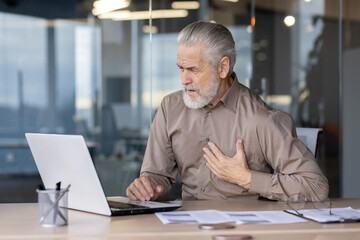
[140, 74, 329, 201]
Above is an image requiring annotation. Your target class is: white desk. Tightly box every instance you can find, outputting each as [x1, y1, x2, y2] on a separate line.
[1, 198, 360, 240]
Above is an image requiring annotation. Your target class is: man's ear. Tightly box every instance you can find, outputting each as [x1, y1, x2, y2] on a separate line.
[218, 56, 230, 79]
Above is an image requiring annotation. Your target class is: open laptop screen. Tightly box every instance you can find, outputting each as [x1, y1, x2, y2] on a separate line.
[26, 133, 181, 216]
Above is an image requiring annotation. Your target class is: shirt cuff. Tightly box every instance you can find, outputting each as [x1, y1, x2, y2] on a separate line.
[249, 170, 272, 196]
[140, 172, 172, 195]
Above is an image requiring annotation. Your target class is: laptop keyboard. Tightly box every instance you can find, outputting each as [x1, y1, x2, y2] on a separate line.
[108, 200, 149, 210]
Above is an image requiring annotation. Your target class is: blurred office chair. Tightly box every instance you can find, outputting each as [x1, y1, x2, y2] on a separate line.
[296, 127, 322, 157]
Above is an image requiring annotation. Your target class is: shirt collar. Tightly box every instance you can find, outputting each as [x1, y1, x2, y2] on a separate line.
[219, 72, 240, 113]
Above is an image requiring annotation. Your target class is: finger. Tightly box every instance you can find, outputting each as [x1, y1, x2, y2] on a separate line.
[235, 139, 246, 158]
[207, 142, 225, 160]
[205, 160, 222, 179]
[152, 185, 164, 200]
[129, 183, 145, 201]
[155, 185, 164, 194]
[205, 153, 223, 173]
[203, 152, 218, 168]
[140, 177, 155, 198]
[133, 179, 151, 201]
[206, 158, 232, 182]
[126, 187, 137, 201]
[236, 139, 244, 152]
[203, 147, 218, 164]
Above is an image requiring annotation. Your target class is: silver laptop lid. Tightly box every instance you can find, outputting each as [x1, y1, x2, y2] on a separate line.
[26, 133, 112, 216]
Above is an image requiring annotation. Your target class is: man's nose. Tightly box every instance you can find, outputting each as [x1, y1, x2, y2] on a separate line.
[181, 71, 192, 85]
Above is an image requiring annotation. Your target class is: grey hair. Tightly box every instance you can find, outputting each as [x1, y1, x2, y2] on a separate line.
[177, 21, 236, 76]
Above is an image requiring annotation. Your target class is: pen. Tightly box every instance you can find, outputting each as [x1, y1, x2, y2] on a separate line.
[53, 182, 61, 224]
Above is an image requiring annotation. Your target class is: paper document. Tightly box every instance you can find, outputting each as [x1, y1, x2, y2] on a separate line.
[286, 207, 360, 223]
[156, 210, 233, 224]
[226, 210, 307, 224]
[156, 209, 306, 224]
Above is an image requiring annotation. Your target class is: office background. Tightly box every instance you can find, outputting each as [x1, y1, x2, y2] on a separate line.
[0, 0, 359, 202]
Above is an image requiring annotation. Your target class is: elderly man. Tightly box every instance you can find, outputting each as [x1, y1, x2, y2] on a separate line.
[126, 21, 329, 202]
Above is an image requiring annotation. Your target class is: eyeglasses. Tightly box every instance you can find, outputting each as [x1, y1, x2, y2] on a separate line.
[286, 193, 332, 217]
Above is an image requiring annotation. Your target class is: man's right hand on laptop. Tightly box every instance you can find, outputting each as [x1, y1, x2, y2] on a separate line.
[126, 176, 164, 201]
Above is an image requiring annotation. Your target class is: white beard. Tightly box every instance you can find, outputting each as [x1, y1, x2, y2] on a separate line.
[182, 74, 220, 109]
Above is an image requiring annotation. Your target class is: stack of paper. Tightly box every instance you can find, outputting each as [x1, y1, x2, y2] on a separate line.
[155, 209, 307, 225]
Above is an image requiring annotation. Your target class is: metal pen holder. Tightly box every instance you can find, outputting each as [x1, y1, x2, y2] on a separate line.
[37, 188, 69, 227]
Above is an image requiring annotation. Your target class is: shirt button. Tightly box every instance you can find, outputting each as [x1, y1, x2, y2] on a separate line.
[205, 138, 210, 142]
[207, 111, 212, 116]
[201, 188, 205, 192]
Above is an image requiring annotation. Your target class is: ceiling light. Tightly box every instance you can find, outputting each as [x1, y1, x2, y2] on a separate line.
[143, 25, 158, 34]
[284, 16, 296, 27]
[246, 25, 252, 33]
[92, 0, 129, 16]
[99, 9, 188, 21]
[171, 1, 200, 9]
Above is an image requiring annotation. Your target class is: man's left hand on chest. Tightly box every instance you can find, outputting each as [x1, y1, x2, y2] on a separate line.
[203, 139, 251, 189]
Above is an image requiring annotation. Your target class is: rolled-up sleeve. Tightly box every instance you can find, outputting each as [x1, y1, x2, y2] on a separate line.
[249, 110, 329, 201]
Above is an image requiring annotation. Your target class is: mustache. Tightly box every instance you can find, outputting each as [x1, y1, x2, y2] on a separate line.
[183, 85, 200, 93]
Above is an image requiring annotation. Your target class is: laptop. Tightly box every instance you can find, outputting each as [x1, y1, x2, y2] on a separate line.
[25, 133, 181, 216]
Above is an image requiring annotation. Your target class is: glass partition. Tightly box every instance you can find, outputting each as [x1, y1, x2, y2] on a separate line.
[0, 9, 101, 202]
[250, 0, 340, 196]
